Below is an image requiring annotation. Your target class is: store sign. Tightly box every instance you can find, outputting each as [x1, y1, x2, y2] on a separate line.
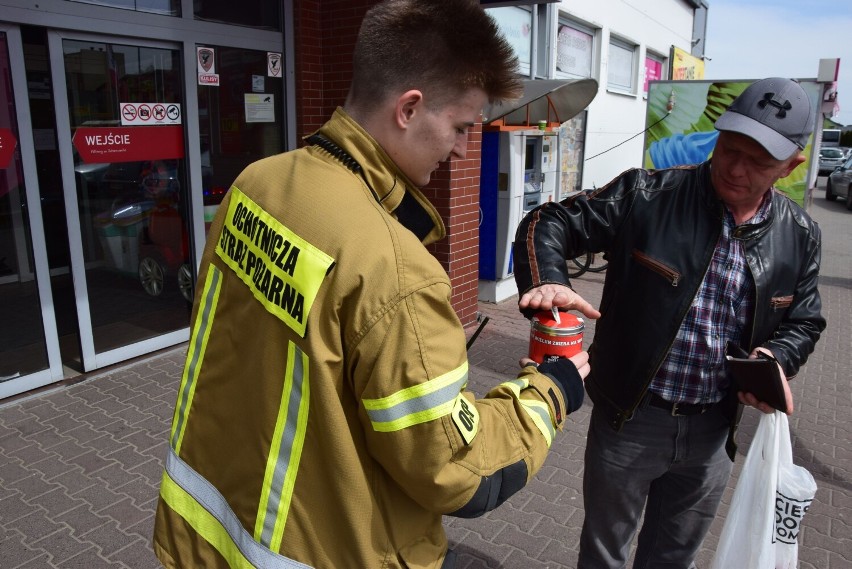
[0, 128, 16, 169]
[72, 126, 184, 164]
[671, 46, 705, 81]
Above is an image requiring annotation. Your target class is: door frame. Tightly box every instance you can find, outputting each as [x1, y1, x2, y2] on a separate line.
[0, 24, 64, 399]
[1, 2, 291, 398]
[48, 29, 190, 371]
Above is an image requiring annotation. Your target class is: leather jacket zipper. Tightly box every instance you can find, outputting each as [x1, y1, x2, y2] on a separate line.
[769, 295, 793, 310]
[632, 250, 681, 286]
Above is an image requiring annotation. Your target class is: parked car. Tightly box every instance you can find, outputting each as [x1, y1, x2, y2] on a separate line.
[818, 147, 846, 176]
[826, 154, 852, 210]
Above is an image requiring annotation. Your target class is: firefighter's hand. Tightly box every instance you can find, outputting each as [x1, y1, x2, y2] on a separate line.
[521, 351, 588, 414]
[519, 284, 601, 321]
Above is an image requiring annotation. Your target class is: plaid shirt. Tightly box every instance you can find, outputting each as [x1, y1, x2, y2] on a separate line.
[649, 193, 771, 404]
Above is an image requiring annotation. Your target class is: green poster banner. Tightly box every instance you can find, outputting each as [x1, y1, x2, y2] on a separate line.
[643, 80, 820, 207]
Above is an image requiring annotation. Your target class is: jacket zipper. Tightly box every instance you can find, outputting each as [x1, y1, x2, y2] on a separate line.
[769, 296, 793, 309]
[632, 250, 681, 286]
[622, 211, 720, 426]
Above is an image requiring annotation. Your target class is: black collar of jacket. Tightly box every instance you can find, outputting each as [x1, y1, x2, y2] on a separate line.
[308, 108, 446, 245]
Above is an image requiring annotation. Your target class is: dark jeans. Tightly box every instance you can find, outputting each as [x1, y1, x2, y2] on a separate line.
[578, 395, 734, 569]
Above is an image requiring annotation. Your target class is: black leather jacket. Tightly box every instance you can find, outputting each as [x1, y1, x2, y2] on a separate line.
[513, 161, 825, 457]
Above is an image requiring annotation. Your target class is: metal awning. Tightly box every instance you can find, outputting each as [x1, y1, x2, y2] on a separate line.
[482, 78, 599, 125]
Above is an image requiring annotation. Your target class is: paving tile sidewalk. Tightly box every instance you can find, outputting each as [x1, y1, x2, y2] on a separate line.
[1, 182, 850, 568]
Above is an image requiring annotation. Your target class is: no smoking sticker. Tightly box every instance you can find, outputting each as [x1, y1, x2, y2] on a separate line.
[120, 102, 182, 126]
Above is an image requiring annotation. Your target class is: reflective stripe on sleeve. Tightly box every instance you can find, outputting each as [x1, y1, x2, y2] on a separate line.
[362, 362, 469, 432]
[502, 378, 555, 447]
[171, 265, 222, 454]
[161, 448, 312, 569]
[255, 342, 310, 551]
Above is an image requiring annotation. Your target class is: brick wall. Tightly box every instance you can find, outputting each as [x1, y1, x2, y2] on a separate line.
[293, 0, 364, 135]
[294, 0, 482, 327]
[423, 122, 484, 327]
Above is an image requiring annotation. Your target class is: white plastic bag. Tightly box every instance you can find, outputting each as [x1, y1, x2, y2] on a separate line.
[773, 413, 817, 569]
[710, 412, 781, 569]
[710, 411, 816, 569]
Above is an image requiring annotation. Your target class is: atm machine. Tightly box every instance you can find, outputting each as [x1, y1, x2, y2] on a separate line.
[479, 129, 559, 303]
[477, 78, 598, 303]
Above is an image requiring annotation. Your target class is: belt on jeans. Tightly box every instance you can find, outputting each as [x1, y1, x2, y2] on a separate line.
[647, 392, 715, 416]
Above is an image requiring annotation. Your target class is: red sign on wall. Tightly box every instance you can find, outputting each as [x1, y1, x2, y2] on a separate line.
[72, 126, 185, 164]
[0, 128, 17, 169]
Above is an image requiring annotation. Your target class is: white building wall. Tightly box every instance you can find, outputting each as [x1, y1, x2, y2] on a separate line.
[484, 1, 701, 189]
[551, 0, 697, 189]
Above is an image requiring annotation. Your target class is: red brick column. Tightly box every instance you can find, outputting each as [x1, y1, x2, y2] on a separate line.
[294, 0, 368, 136]
[294, 0, 481, 326]
[424, 123, 483, 327]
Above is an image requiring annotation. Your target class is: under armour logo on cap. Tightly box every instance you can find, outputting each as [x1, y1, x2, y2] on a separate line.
[758, 92, 793, 118]
[714, 77, 814, 160]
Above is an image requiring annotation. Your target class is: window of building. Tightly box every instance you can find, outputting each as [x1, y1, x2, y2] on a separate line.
[487, 5, 533, 76]
[555, 19, 595, 80]
[607, 36, 637, 94]
[67, 0, 180, 17]
[194, 1, 281, 31]
[534, 6, 549, 79]
[644, 51, 666, 98]
[65, 0, 282, 29]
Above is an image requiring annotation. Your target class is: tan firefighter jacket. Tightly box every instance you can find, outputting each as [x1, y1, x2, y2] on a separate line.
[153, 108, 572, 569]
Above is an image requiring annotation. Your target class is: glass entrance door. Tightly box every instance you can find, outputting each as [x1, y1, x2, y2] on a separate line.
[50, 32, 191, 371]
[0, 26, 63, 399]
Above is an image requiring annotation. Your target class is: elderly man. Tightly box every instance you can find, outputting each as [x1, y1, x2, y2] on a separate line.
[513, 77, 825, 568]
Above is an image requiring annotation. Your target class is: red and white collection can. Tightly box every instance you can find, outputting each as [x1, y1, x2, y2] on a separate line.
[528, 311, 585, 364]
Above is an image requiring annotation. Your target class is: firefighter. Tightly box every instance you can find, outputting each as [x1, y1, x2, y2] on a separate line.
[153, 1, 595, 567]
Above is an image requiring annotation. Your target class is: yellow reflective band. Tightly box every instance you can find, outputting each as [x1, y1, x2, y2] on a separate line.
[502, 377, 529, 397]
[520, 400, 554, 447]
[255, 342, 310, 551]
[171, 266, 222, 454]
[362, 362, 469, 433]
[160, 450, 311, 569]
[160, 471, 255, 569]
[216, 186, 334, 338]
[501, 378, 554, 447]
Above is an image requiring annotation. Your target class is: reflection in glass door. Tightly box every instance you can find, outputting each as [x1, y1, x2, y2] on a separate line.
[0, 31, 48, 380]
[51, 34, 191, 370]
[196, 45, 284, 229]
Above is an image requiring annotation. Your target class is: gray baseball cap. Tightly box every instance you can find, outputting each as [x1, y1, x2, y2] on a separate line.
[714, 77, 814, 160]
